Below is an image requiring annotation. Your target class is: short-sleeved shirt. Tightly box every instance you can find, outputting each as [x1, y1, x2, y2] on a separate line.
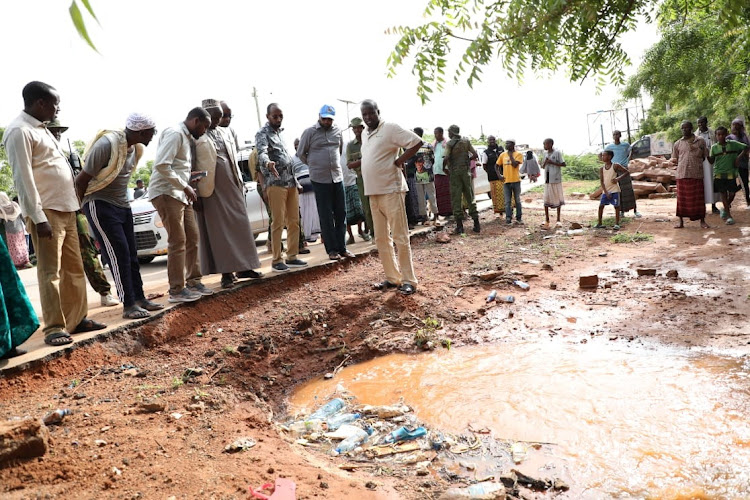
[82, 138, 137, 208]
[710, 140, 746, 178]
[604, 142, 630, 167]
[672, 135, 706, 179]
[497, 151, 524, 183]
[360, 121, 422, 196]
[543, 149, 565, 184]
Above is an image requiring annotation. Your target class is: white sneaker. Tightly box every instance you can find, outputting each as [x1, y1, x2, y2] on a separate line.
[100, 294, 119, 307]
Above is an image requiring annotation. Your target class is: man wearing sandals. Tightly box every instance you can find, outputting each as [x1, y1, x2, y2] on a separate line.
[3, 81, 106, 346]
[75, 113, 165, 320]
[356, 100, 422, 295]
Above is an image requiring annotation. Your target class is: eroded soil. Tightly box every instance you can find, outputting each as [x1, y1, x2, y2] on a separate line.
[1, 193, 749, 499]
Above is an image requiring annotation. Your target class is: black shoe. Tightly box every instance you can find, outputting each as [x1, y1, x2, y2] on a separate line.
[272, 262, 290, 273]
[285, 259, 308, 268]
[298, 247, 311, 254]
[236, 270, 263, 279]
[454, 219, 465, 235]
[712, 205, 720, 214]
[472, 217, 480, 233]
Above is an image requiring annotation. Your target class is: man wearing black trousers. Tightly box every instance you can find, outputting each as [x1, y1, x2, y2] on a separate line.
[75, 113, 164, 319]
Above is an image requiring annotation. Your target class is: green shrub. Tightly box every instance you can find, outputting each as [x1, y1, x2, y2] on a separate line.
[563, 154, 600, 181]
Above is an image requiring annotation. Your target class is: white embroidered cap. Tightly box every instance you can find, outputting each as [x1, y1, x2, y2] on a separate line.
[126, 113, 156, 131]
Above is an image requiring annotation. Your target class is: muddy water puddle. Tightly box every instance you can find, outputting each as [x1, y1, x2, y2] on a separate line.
[289, 338, 750, 498]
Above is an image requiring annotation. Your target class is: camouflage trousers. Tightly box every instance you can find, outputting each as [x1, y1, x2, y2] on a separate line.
[76, 212, 111, 296]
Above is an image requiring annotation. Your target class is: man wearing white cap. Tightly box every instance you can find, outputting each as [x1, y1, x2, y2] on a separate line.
[297, 105, 353, 260]
[75, 113, 164, 319]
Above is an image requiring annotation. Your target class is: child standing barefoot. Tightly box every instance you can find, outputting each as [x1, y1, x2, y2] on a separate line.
[596, 150, 630, 230]
[709, 126, 747, 225]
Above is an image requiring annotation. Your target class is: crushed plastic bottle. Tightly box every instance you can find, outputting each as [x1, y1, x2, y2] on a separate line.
[486, 290, 497, 303]
[287, 419, 325, 435]
[324, 424, 363, 440]
[42, 408, 71, 425]
[384, 426, 427, 444]
[439, 481, 506, 499]
[499, 295, 515, 303]
[326, 413, 360, 431]
[334, 427, 373, 454]
[309, 398, 345, 420]
[513, 280, 530, 290]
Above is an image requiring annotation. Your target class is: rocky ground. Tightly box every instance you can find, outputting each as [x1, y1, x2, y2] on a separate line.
[1, 190, 749, 499]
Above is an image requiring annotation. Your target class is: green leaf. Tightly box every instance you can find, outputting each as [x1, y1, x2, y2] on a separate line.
[79, 0, 99, 24]
[69, 1, 98, 52]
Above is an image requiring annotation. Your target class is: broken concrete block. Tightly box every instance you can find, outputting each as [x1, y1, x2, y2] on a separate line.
[636, 268, 657, 276]
[579, 275, 599, 289]
[666, 270, 678, 278]
[0, 418, 50, 464]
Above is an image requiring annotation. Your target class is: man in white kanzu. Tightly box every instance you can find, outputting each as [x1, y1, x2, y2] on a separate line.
[354, 100, 422, 295]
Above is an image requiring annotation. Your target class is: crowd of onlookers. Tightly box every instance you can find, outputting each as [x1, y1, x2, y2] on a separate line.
[1, 78, 747, 361]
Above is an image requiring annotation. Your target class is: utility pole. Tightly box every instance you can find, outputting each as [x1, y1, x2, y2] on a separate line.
[337, 98, 358, 127]
[252, 87, 262, 129]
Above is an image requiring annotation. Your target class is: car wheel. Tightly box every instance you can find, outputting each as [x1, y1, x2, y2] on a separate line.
[138, 256, 155, 264]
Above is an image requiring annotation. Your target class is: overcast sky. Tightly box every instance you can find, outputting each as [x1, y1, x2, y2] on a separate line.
[0, 0, 658, 158]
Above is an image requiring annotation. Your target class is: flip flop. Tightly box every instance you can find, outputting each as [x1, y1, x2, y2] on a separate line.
[71, 318, 107, 334]
[137, 299, 164, 311]
[44, 331, 73, 346]
[122, 306, 150, 320]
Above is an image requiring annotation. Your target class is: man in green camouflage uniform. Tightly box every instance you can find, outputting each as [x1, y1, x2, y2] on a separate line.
[443, 124, 480, 234]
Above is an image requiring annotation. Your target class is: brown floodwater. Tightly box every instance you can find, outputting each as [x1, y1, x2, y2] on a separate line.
[289, 338, 750, 498]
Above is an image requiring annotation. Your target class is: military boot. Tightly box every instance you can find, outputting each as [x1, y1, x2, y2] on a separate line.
[472, 216, 480, 233]
[454, 219, 465, 234]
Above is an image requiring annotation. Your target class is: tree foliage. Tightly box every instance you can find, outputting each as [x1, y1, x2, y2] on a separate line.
[69, 0, 99, 51]
[129, 161, 153, 188]
[622, 5, 750, 138]
[0, 128, 15, 196]
[388, 0, 748, 104]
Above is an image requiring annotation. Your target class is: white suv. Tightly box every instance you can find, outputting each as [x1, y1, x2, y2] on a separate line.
[130, 182, 268, 264]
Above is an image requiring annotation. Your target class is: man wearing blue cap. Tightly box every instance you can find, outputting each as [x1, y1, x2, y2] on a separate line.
[297, 105, 353, 260]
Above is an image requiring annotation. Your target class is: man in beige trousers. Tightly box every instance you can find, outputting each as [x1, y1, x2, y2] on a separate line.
[3, 81, 105, 346]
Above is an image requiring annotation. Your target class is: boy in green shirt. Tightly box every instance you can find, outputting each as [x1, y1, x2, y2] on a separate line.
[709, 126, 747, 225]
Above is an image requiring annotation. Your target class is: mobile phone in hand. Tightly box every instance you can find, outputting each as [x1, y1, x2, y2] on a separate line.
[190, 170, 208, 182]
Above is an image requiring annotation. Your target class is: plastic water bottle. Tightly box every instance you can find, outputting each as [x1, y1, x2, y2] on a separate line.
[309, 398, 345, 420]
[499, 295, 515, 303]
[326, 413, 360, 431]
[383, 426, 427, 444]
[486, 290, 497, 302]
[513, 280, 530, 290]
[42, 408, 71, 425]
[334, 427, 372, 454]
[287, 419, 325, 435]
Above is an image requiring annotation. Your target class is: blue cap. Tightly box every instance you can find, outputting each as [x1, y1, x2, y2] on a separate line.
[319, 104, 336, 119]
